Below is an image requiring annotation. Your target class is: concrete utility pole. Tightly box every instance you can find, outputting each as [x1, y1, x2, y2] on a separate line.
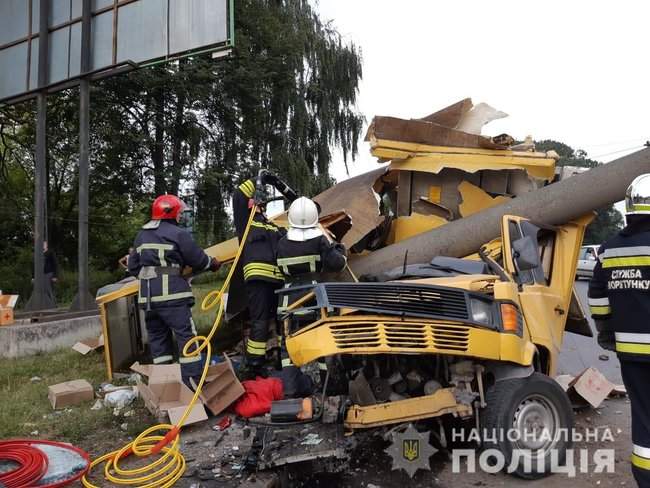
[350, 148, 650, 277]
[71, 0, 95, 311]
[26, 0, 55, 312]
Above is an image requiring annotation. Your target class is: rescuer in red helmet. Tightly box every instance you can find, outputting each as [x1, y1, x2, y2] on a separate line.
[129, 194, 220, 387]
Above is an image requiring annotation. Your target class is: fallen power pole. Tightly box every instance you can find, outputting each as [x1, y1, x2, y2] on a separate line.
[350, 148, 650, 277]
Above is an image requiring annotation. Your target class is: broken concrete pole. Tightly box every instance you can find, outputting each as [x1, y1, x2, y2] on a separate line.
[350, 148, 650, 276]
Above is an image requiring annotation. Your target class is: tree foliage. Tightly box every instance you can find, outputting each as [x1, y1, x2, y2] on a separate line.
[535, 139, 624, 244]
[0, 0, 363, 301]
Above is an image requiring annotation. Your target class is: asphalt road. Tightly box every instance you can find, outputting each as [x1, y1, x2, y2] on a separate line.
[558, 280, 622, 384]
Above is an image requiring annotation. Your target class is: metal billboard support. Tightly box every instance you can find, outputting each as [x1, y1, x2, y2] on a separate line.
[71, 0, 96, 311]
[26, 0, 55, 312]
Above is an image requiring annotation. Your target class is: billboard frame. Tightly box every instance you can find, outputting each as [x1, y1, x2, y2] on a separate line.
[10, 0, 235, 311]
[0, 0, 235, 106]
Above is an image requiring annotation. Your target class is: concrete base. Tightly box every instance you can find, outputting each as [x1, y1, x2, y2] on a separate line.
[0, 314, 101, 359]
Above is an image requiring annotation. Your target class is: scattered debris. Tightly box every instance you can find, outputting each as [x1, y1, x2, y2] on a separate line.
[30, 376, 42, 383]
[215, 415, 232, 431]
[90, 399, 103, 410]
[104, 388, 137, 408]
[301, 433, 323, 446]
[72, 334, 104, 355]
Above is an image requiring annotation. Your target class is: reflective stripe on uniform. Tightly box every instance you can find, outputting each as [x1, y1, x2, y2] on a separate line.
[153, 355, 174, 364]
[277, 255, 321, 274]
[633, 444, 650, 470]
[138, 291, 194, 304]
[588, 297, 611, 315]
[137, 243, 174, 267]
[247, 339, 267, 356]
[589, 307, 611, 315]
[604, 256, 650, 268]
[243, 262, 283, 281]
[616, 332, 650, 344]
[615, 332, 650, 355]
[162, 274, 169, 297]
[601, 246, 650, 268]
[179, 355, 202, 364]
[250, 221, 280, 232]
[239, 180, 255, 198]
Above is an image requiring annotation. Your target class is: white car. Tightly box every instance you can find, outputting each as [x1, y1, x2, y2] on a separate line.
[576, 245, 600, 279]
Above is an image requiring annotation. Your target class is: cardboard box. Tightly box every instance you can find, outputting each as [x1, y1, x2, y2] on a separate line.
[0, 294, 18, 326]
[568, 367, 615, 409]
[130, 362, 208, 425]
[48, 379, 95, 409]
[198, 355, 245, 416]
[0, 306, 14, 326]
[72, 334, 105, 355]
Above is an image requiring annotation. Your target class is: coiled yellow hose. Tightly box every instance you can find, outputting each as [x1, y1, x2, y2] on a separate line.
[82, 205, 257, 487]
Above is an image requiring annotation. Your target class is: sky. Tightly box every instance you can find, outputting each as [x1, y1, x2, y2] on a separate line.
[314, 0, 650, 182]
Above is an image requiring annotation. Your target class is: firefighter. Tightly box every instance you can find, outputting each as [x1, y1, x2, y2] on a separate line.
[129, 195, 220, 387]
[233, 171, 297, 378]
[589, 174, 650, 488]
[276, 197, 348, 397]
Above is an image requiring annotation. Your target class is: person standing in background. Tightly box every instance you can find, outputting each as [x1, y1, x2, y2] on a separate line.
[43, 240, 58, 307]
[119, 247, 134, 276]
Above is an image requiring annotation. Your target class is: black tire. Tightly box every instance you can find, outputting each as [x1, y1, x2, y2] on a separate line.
[480, 372, 574, 479]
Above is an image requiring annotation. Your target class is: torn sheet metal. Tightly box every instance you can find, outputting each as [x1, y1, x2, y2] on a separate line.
[388, 214, 447, 243]
[366, 98, 514, 150]
[372, 140, 557, 182]
[366, 115, 508, 150]
[313, 167, 387, 249]
[458, 181, 510, 217]
[455, 102, 508, 135]
[419, 98, 473, 127]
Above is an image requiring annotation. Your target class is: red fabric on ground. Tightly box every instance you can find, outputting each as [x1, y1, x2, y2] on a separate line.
[233, 377, 284, 418]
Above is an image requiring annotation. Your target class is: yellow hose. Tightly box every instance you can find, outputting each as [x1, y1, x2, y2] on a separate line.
[82, 205, 257, 487]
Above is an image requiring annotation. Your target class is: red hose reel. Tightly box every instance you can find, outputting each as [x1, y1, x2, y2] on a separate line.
[0, 440, 89, 488]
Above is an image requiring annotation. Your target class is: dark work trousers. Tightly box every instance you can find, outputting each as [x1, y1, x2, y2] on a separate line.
[621, 359, 650, 488]
[145, 306, 203, 385]
[245, 280, 280, 365]
[278, 300, 323, 398]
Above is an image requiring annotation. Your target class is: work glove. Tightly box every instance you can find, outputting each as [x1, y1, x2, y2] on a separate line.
[258, 169, 277, 186]
[597, 330, 616, 352]
[209, 257, 221, 272]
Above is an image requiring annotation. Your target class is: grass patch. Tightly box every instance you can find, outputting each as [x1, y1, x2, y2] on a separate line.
[0, 349, 153, 453]
[191, 281, 224, 334]
[0, 281, 236, 455]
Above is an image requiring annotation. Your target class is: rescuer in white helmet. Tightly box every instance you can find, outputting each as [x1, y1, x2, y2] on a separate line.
[275, 196, 348, 397]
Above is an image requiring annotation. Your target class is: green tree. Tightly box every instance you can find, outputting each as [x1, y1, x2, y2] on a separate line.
[535, 140, 624, 243]
[0, 0, 363, 302]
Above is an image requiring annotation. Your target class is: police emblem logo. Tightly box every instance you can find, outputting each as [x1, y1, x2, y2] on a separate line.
[403, 439, 419, 462]
[385, 423, 437, 478]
